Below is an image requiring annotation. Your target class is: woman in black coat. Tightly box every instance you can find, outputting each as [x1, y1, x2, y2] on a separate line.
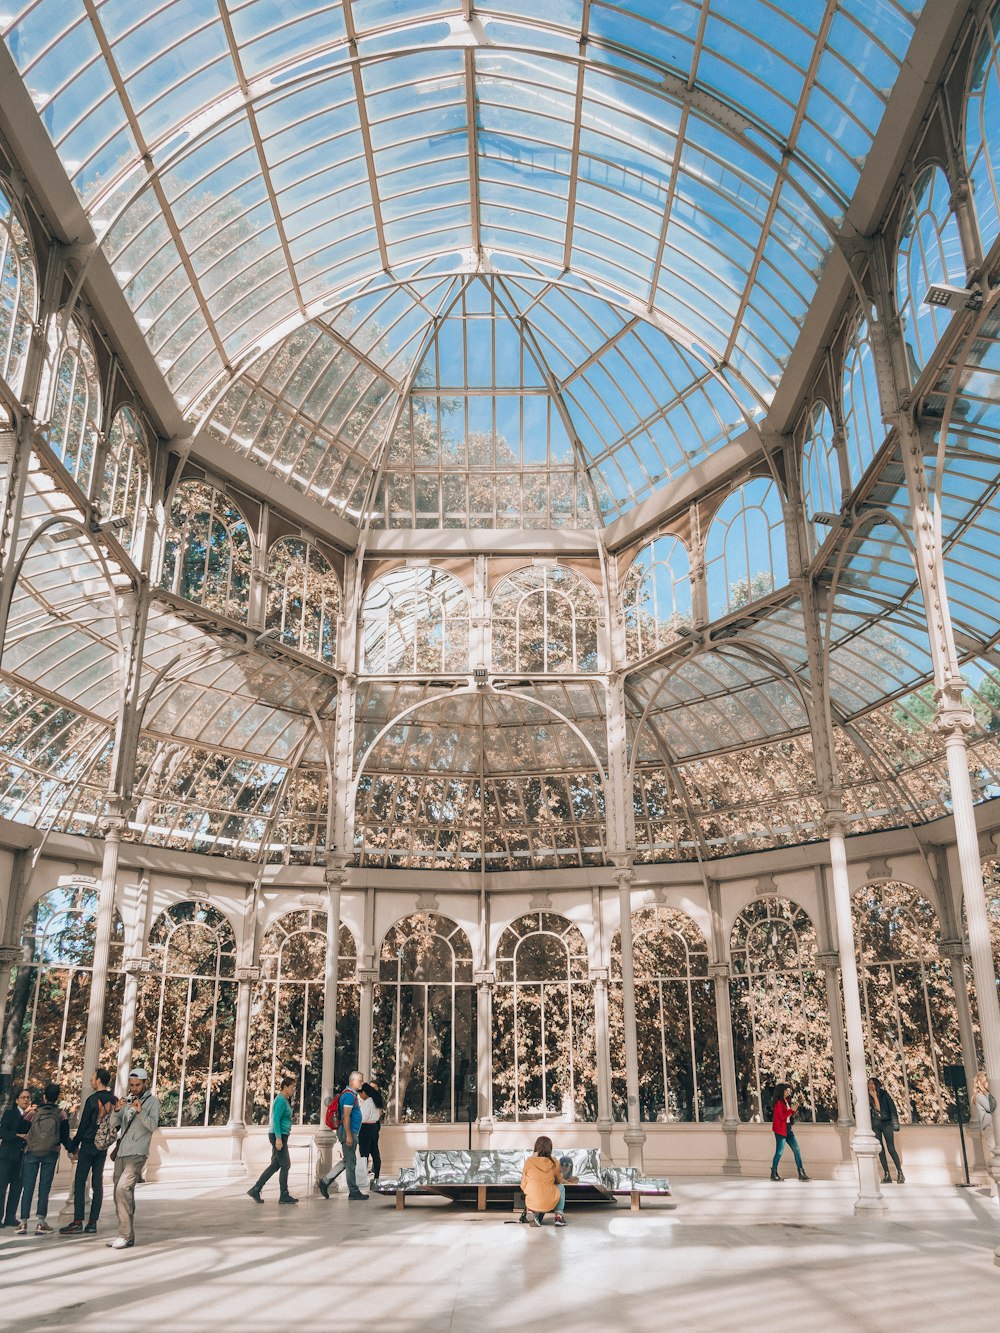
[0, 1088, 33, 1225]
[868, 1076, 905, 1184]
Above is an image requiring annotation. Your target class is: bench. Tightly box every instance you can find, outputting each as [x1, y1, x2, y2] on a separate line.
[376, 1148, 671, 1212]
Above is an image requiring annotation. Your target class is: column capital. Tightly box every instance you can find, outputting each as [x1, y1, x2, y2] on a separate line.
[933, 681, 975, 739]
[474, 969, 495, 987]
[356, 967, 379, 985]
[707, 961, 731, 981]
[122, 955, 154, 976]
[589, 966, 609, 984]
[236, 964, 262, 982]
[98, 797, 134, 839]
[0, 944, 22, 965]
[815, 950, 840, 968]
[323, 851, 351, 890]
[937, 938, 966, 961]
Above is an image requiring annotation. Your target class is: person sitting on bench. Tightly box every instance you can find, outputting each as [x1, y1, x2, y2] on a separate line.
[520, 1135, 567, 1228]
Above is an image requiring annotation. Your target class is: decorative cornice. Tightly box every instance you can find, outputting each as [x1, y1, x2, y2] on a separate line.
[474, 970, 495, 987]
[707, 962, 730, 981]
[236, 965, 262, 982]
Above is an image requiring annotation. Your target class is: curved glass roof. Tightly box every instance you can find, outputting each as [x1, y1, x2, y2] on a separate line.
[2, 0, 925, 526]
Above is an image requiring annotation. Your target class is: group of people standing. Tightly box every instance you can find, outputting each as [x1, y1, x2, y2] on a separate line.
[248, 1070, 383, 1205]
[0, 1067, 159, 1249]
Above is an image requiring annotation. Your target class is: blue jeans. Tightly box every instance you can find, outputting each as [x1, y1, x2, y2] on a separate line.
[530, 1183, 566, 1217]
[20, 1151, 58, 1220]
[771, 1130, 803, 1173]
[322, 1125, 359, 1193]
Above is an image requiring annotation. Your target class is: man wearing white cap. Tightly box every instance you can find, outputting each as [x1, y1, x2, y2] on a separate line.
[106, 1069, 159, 1250]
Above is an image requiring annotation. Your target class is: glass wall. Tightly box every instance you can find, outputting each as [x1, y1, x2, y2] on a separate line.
[246, 910, 357, 1126]
[610, 906, 721, 1122]
[134, 901, 238, 1127]
[492, 911, 597, 1122]
[3, 885, 123, 1095]
[372, 913, 476, 1124]
[730, 896, 836, 1122]
[854, 882, 962, 1124]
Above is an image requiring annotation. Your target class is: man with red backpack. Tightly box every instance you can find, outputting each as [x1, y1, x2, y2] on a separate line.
[16, 1083, 72, 1235]
[317, 1072, 366, 1200]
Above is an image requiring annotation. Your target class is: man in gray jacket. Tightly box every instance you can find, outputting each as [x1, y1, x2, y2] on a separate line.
[106, 1069, 159, 1250]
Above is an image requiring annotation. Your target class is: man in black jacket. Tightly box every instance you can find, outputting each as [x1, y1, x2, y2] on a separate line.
[60, 1069, 115, 1236]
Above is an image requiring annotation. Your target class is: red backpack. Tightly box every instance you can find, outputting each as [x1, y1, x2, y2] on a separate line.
[324, 1094, 341, 1131]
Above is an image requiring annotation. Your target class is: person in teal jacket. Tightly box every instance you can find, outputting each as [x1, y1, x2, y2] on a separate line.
[248, 1076, 297, 1204]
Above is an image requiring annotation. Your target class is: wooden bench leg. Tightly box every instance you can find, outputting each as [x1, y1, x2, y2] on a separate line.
[477, 1184, 487, 1212]
[396, 1189, 405, 1211]
[630, 1190, 640, 1213]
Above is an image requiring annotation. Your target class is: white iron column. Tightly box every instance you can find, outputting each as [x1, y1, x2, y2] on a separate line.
[817, 950, 854, 1126]
[229, 883, 261, 1132]
[116, 872, 150, 1094]
[614, 863, 645, 1169]
[315, 859, 346, 1180]
[826, 809, 886, 1214]
[81, 801, 129, 1088]
[591, 965, 613, 1158]
[936, 697, 1000, 1233]
[709, 961, 741, 1131]
[706, 879, 740, 1135]
[357, 887, 376, 1077]
[474, 970, 494, 1144]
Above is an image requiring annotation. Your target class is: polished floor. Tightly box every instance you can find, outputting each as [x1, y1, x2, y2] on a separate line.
[2, 1168, 998, 1332]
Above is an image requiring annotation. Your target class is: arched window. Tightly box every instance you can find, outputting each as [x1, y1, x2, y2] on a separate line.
[492, 564, 600, 673]
[492, 911, 596, 1122]
[362, 566, 470, 674]
[895, 166, 966, 377]
[246, 910, 357, 1126]
[372, 913, 475, 1124]
[622, 535, 692, 661]
[610, 906, 721, 1122]
[705, 478, 788, 619]
[134, 902, 238, 1127]
[160, 480, 253, 621]
[800, 402, 842, 555]
[853, 882, 962, 1123]
[42, 317, 101, 494]
[0, 179, 37, 396]
[841, 314, 884, 489]
[966, 3, 1000, 253]
[102, 405, 150, 558]
[266, 537, 340, 664]
[730, 896, 836, 1123]
[6, 883, 123, 1092]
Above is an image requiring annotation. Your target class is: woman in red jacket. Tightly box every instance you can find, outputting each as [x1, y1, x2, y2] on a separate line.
[770, 1084, 810, 1181]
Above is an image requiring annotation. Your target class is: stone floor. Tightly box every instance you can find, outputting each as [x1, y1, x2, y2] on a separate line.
[2, 1170, 998, 1332]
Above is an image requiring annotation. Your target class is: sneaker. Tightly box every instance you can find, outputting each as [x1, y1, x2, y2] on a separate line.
[278, 1195, 298, 1205]
[247, 1188, 263, 1203]
[84, 1221, 98, 1234]
[530, 1213, 542, 1227]
[106, 1236, 133, 1249]
[554, 1214, 567, 1227]
[348, 1192, 368, 1201]
[317, 1179, 330, 1199]
[35, 1220, 53, 1235]
[15, 1221, 27, 1235]
[59, 1221, 84, 1235]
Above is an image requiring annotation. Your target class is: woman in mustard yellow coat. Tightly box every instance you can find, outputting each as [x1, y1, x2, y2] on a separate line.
[520, 1136, 566, 1227]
